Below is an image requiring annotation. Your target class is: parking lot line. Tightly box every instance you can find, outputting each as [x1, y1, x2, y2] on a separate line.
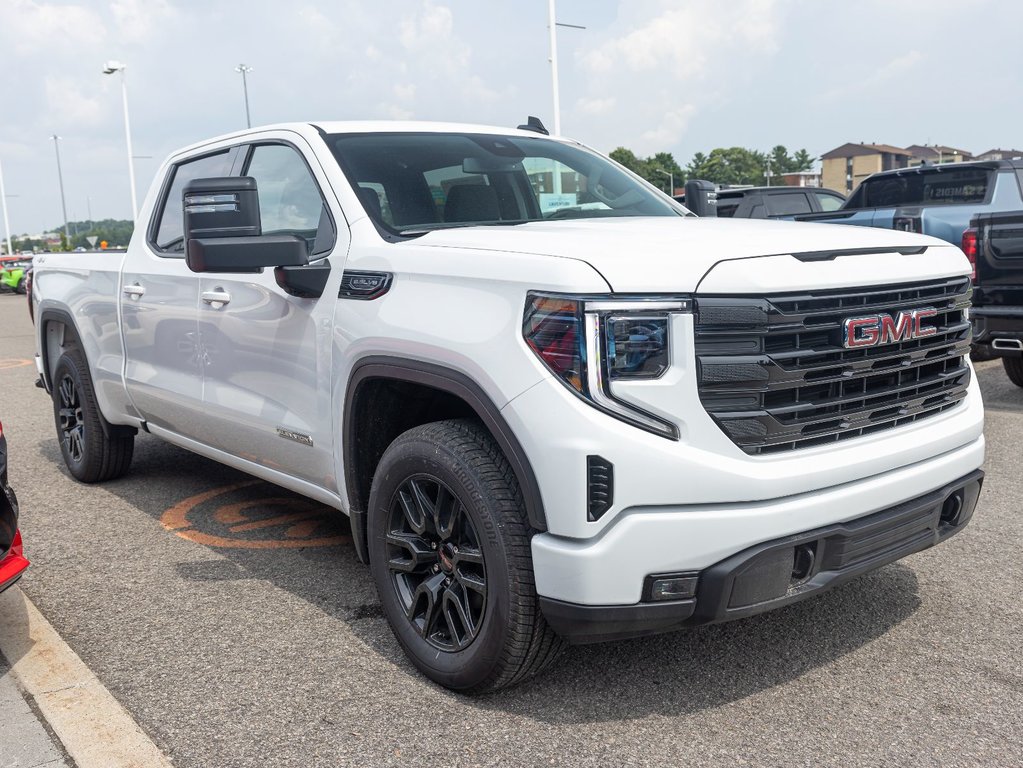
[0, 586, 173, 768]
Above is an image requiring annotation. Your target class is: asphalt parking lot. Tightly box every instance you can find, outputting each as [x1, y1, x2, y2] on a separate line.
[1, 291, 1021, 767]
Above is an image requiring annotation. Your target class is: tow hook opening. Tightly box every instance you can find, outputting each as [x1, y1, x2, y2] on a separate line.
[940, 490, 965, 527]
[791, 543, 817, 584]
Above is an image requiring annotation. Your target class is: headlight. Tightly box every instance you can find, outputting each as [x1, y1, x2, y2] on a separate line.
[523, 293, 690, 439]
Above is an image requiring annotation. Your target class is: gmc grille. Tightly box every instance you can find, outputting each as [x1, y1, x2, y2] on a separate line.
[695, 277, 972, 455]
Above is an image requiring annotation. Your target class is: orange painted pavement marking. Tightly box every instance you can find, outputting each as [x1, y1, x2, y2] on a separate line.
[0, 358, 32, 370]
[159, 481, 349, 549]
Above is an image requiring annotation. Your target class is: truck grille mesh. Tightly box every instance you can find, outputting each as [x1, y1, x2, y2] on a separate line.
[694, 277, 972, 454]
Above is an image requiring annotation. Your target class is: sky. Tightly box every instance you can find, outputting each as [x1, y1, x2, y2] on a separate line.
[1, 0, 1021, 235]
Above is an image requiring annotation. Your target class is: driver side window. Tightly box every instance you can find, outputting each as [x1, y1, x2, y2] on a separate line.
[245, 144, 334, 255]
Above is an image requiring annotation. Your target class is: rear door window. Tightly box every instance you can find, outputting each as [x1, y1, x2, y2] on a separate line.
[765, 192, 812, 216]
[814, 192, 845, 211]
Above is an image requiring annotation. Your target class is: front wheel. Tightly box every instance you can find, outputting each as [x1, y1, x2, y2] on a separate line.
[1004, 356, 1023, 387]
[51, 347, 134, 482]
[368, 419, 563, 693]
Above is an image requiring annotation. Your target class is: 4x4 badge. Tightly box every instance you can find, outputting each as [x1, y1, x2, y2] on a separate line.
[843, 308, 938, 349]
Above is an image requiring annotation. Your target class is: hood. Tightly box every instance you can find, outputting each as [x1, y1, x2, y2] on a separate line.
[405, 216, 952, 292]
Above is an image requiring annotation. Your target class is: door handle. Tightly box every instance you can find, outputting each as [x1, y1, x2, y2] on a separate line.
[201, 289, 231, 306]
[123, 283, 145, 299]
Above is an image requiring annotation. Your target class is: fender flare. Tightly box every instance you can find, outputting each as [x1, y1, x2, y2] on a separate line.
[343, 356, 547, 563]
[36, 307, 136, 439]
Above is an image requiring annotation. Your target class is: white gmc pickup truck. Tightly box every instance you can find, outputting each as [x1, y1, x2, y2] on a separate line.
[31, 121, 985, 692]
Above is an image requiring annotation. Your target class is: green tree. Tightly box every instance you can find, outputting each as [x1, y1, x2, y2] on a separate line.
[609, 147, 685, 191]
[687, 147, 767, 186]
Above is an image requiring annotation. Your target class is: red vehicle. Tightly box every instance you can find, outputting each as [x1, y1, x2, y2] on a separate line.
[0, 420, 28, 593]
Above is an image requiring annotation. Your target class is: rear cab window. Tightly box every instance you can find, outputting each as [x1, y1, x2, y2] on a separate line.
[850, 167, 994, 209]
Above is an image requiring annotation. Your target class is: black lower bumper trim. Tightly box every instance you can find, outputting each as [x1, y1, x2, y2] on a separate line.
[540, 469, 983, 644]
[539, 596, 697, 645]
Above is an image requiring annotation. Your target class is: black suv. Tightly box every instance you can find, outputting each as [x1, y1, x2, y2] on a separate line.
[675, 186, 846, 219]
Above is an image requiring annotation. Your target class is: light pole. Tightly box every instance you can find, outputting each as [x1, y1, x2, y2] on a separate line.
[50, 135, 70, 242]
[236, 64, 253, 128]
[102, 61, 139, 221]
[656, 168, 674, 196]
[546, 0, 585, 137]
[0, 158, 12, 256]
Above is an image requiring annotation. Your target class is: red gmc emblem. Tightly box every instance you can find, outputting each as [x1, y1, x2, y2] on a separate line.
[843, 308, 938, 349]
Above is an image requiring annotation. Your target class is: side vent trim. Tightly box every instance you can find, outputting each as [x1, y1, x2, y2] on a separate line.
[587, 455, 614, 521]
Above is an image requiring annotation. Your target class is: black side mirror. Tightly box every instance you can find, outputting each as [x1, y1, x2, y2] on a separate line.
[183, 177, 308, 273]
[684, 179, 717, 217]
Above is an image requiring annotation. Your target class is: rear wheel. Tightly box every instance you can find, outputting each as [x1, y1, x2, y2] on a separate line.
[1004, 356, 1023, 387]
[52, 347, 134, 482]
[368, 419, 563, 693]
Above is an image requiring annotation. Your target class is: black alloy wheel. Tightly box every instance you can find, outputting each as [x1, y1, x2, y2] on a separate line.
[51, 346, 134, 483]
[386, 475, 488, 651]
[57, 374, 86, 464]
[368, 419, 564, 692]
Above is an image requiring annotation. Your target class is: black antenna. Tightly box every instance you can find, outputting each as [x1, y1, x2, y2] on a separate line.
[517, 116, 549, 135]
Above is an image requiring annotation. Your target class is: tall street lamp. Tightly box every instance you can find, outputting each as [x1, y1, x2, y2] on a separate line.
[50, 136, 70, 241]
[546, 0, 585, 137]
[656, 168, 675, 196]
[0, 158, 12, 256]
[236, 64, 253, 128]
[102, 61, 139, 222]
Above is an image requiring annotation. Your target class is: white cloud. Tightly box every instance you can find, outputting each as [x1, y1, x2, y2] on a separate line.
[399, 1, 470, 72]
[45, 76, 104, 125]
[641, 104, 697, 147]
[572, 0, 785, 154]
[110, 0, 176, 40]
[0, 0, 106, 53]
[581, 0, 780, 80]
[818, 50, 924, 103]
[577, 96, 617, 115]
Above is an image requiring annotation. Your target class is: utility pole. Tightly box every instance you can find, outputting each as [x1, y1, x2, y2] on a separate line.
[51, 135, 70, 241]
[0, 158, 12, 256]
[236, 64, 253, 128]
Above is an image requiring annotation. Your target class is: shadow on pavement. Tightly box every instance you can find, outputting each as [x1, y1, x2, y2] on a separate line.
[41, 434, 922, 723]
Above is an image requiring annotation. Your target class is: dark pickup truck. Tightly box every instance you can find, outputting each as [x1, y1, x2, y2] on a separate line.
[968, 210, 1023, 386]
[795, 160, 1023, 246]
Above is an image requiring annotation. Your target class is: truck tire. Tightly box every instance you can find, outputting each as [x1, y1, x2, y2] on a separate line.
[368, 419, 563, 693]
[51, 347, 134, 482]
[1004, 356, 1023, 387]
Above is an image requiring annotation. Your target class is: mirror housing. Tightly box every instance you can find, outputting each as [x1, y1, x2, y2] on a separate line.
[684, 179, 717, 217]
[183, 177, 308, 273]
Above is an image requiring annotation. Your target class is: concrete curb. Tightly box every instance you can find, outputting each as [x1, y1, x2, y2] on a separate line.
[0, 587, 173, 768]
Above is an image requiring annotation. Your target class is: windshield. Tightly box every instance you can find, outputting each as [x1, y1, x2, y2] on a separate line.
[847, 166, 993, 208]
[326, 132, 686, 236]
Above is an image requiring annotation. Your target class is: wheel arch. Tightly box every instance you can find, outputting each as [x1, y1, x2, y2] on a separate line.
[343, 356, 547, 563]
[37, 307, 135, 439]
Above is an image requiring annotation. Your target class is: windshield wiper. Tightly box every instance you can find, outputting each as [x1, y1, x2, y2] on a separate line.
[398, 220, 533, 237]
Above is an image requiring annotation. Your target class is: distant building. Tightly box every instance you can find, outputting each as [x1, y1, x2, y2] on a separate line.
[778, 170, 822, 188]
[975, 148, 1023, 161]
[905, 144, 973, 166]
[821, 143, 913, 194]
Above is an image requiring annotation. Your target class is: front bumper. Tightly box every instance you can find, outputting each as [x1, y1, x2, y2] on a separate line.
[541, 469, 983, 644]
